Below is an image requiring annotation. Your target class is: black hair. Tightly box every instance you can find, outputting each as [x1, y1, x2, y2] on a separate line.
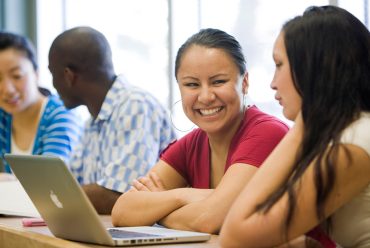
[257, 5, 370, 238]
[174, 28, 246, 79]
[0, 31, 38, 70]
[49, 26, 115, 82]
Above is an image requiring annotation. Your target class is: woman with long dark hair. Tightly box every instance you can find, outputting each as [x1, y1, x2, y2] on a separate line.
[220, 6, 370, 248]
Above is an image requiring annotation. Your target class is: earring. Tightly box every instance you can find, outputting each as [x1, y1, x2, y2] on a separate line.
[242, 94, 246, 114]
[170, 99, 195, 133]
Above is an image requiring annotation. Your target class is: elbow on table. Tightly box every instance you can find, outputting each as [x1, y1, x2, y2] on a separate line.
[111, 194, 134, 227]
[111, 203, 125, 227]
[191, 213, 221, 234]
[111, 199, 157, 227]
[219, 218, 253, 248]
[219, 229, 255, 248]
[219, 221, 276, 248]
[111, 191, 138, 226]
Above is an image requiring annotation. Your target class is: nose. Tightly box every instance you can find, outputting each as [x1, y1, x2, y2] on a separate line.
[198, 85, 215, 104]
[270, 73, 277, 91]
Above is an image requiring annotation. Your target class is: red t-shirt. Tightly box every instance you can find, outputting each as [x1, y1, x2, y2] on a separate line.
[161, 106, 335, 247]
[308, 227, 337, 248]
[160, 106, 289, 188]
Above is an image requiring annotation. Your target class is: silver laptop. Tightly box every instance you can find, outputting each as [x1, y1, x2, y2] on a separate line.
[4, 154, 211, 246]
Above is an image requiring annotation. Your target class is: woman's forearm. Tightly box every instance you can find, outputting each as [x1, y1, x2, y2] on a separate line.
[111, 189, 185, 226]
[160, 166, 258, 234]
[160, 199, 222, 234]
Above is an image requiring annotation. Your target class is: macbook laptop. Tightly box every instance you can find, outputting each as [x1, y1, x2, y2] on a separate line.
[4, 154, 211, 246]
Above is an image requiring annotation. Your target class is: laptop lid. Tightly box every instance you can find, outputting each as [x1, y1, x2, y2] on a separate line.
[5, 154, 211, 246]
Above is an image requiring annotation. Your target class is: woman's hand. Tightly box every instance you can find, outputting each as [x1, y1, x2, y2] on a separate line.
[132, 172, 166, 192]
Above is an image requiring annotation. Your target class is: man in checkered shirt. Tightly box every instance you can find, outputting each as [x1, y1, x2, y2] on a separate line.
[48, 26, 176, 214]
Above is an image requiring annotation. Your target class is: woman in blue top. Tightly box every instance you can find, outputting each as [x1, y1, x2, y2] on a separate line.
[0, 31, 83, 178]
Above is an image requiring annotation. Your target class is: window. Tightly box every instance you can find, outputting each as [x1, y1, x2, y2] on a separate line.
[36, 0, 368, 135]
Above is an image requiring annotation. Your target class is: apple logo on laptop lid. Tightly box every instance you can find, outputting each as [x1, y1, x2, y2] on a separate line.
[49, 190, 63, 208]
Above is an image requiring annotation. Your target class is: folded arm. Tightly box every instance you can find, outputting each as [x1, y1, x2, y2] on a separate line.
[112, 160, 192, 226]
[112, 186, 212, 226]
[159, 164, 258, 234]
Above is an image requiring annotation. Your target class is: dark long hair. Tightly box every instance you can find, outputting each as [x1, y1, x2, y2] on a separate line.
[257, 5, 370, 236]
[175, 28, 246, 78]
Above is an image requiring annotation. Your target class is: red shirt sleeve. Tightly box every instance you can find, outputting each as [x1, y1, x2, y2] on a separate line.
[160, 129, 209, 187]
[228, 106, 289, 168]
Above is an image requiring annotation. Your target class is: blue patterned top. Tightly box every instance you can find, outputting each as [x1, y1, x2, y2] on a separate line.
[0, 95, 84, 173]
[69, 75, 176, 193]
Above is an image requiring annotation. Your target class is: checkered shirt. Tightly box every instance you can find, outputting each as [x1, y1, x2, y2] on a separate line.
[69, 75, 176, 192]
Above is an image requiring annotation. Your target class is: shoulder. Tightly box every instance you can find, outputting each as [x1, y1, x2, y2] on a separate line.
[44, 95, 67, 113]
[160, 128, 206, 169]
[341, 112, 370, 155]
[111, 77, 166, 113]
[164, 128, 205, 151]
[42, 95, 81, 123]
[242, 106, 289, 134]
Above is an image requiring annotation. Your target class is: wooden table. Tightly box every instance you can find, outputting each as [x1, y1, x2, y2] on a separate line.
[0, 215, 219, 248]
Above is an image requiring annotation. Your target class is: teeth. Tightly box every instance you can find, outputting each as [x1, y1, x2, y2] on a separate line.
[199, 107, 221, 116]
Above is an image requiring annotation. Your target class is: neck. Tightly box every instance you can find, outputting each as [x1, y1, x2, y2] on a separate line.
[86, 74, 117, 118]
[12, 94, 45, 124]
[208, 112, 244, 155]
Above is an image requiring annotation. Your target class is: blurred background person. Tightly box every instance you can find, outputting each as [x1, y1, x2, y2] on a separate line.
[0, 31, 83, 181]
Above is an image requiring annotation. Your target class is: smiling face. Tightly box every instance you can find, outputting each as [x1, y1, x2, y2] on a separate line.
[0, 48, 40, 114]
[176, 45, 248, 135]
[271, 32, 302, 121]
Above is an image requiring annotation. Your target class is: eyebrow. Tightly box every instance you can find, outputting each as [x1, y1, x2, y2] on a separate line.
[179, 73, 229, 81]
[209, 73, 228, 80]
[9, 66, 22, 73]
[180, 76, 198, 81]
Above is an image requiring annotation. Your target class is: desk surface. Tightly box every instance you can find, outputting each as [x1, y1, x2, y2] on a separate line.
[0, 215, 219, 248]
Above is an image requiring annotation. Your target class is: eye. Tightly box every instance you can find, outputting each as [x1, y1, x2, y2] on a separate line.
[275, 62, 282, 68]
[213, 79, 227, 85]
[183, 82, 199, 87]
[12, 74, 23, 80]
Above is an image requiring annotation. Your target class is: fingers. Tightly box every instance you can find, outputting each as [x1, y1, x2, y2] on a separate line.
[149, 172, 166, 191]
[131, 179, 150, 191]
[131, 172, 166, 192]
[140, 176, 158, 190]
[132, 176, 157, 191]
[127, 187, 138, 193]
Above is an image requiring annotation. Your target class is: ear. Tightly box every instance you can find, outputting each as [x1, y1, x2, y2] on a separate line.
[242, 72, 249, 95]
[64, 67, 77, 88]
